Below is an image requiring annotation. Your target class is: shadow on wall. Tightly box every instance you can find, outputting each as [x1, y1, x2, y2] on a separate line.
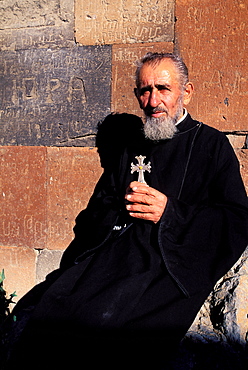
[96, 112, 145, 170]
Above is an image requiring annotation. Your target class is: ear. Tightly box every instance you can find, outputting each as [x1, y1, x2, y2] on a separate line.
[134, 87, 143, 109]
[134, 87, 139, 99]
[183, 82, 194, 106]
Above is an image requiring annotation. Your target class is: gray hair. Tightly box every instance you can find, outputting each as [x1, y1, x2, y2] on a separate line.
[135, 52, 189, 90]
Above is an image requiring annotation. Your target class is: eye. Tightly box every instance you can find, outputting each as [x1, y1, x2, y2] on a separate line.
[139, 86, 152, 96]
[156, 84, 171, 92]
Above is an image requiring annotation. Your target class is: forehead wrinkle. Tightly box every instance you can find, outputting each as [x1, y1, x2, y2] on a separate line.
[138, 59, 181, 89]
[139, 67, 174, 88]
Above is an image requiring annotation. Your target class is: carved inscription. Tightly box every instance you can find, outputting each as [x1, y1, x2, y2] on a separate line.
[0, 27, 75, 51]
[0, 46, 111, 145]
[0, 0, 61, 29]
[46, 147, 102, 249]
[0, 0, 74, 50]
[0, 147, 47, 249]
[176, 0, 248, 131]
[75, 0, 174, 45]
[0, 147, 102, 250]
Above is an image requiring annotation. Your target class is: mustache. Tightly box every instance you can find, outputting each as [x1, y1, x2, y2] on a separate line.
[145, 106, 168, 115]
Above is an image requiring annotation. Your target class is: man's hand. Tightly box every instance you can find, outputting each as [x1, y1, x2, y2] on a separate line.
[125, 181, 167, 224]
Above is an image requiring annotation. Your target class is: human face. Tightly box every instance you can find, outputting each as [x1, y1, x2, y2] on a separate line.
[135, 59, 191, 121]
[143, 98, 182, 141]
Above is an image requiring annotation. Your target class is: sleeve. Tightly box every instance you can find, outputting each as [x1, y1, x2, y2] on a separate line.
[158, 136, 248, 298]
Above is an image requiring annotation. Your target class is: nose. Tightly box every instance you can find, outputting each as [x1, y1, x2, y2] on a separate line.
[148, 88, 161, 107]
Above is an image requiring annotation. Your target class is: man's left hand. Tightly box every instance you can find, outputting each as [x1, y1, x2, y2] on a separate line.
[125, 181, 167, 224]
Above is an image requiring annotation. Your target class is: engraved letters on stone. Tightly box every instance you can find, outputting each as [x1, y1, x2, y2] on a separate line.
[0, 46, 111, 146]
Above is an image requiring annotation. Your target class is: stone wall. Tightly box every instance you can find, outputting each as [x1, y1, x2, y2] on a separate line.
[0, 0, 247, 366]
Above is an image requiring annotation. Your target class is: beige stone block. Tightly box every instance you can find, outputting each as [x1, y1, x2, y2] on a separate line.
[75, 0, 174, 45]
[46, 147, 102, 250]
[112, 42, 174, 115]
[227, 135, 246, 149]
[0, 246, 36, 301]
[235, 274, 248, 342]
[176, 0, 248, 131]
[36, 249, 63, 284]
[235, 149, 248, 194]
[0, 0, 74, 50]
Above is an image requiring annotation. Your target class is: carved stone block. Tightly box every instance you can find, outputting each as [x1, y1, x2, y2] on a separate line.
[0, 146, 102, 251]
[176, 0, 248, 131]
[0, 46, 111, 146]
[0, 0, 75, 50]
[46, 147, 102, 250]
[75, 0, 174, 45]
[0, 146, 47, 249]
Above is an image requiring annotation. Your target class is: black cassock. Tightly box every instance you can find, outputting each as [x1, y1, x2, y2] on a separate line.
[2, 114, 248, 370]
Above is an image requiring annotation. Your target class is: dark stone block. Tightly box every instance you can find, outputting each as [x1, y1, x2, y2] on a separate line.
[0, 45, 111, 146]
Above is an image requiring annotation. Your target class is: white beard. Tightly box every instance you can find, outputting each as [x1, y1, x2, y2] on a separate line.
[143, 115, 178, 141]
[143, 99, 184, 141]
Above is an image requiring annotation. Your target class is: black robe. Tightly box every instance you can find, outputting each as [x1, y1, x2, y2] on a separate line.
[2, 113, 248, 370]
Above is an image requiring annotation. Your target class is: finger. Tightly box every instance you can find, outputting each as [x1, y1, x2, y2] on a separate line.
[127, 182, 149, 194]
[126, 202, 162, 220]
[133, 187, 162, 201]
[125, 193, 153, 205]
[126, 196, 167, 222]
[126, 188, 165, 206]
[128, 209, 159, 223]
[126, 203, 153, 213]
[126, 184, 157, 201]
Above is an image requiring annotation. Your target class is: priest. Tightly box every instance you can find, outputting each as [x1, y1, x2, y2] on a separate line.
[2, 52, 248, 370]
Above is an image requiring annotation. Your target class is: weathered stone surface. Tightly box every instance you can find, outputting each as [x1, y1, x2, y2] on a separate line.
[36, 249, 63, 284]
[176, 0, 248, 132]
[227, 134, 246, 149]
[235, 149, 248, 193]
[0, 146, 102, 251]
[0, 46, 111, 146]
[75, 0, 174, 45]
[0, 146, 47, 249]
[46, 147, 102, 250]
[112, 42, 174, 115]
[0, 0, 75, 50]
[167, 247, 248, 369]
[0, 246, 36, 301]
[236, 274, 248, 343]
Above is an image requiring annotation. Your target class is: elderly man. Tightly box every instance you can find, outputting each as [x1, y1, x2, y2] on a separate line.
[2, 53, 248, 369]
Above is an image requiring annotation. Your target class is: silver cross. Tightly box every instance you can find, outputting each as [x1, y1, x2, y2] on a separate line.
[131, 155, 151, 184]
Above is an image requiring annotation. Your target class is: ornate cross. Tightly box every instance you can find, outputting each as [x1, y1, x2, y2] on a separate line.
[131, 155, 151, 184]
